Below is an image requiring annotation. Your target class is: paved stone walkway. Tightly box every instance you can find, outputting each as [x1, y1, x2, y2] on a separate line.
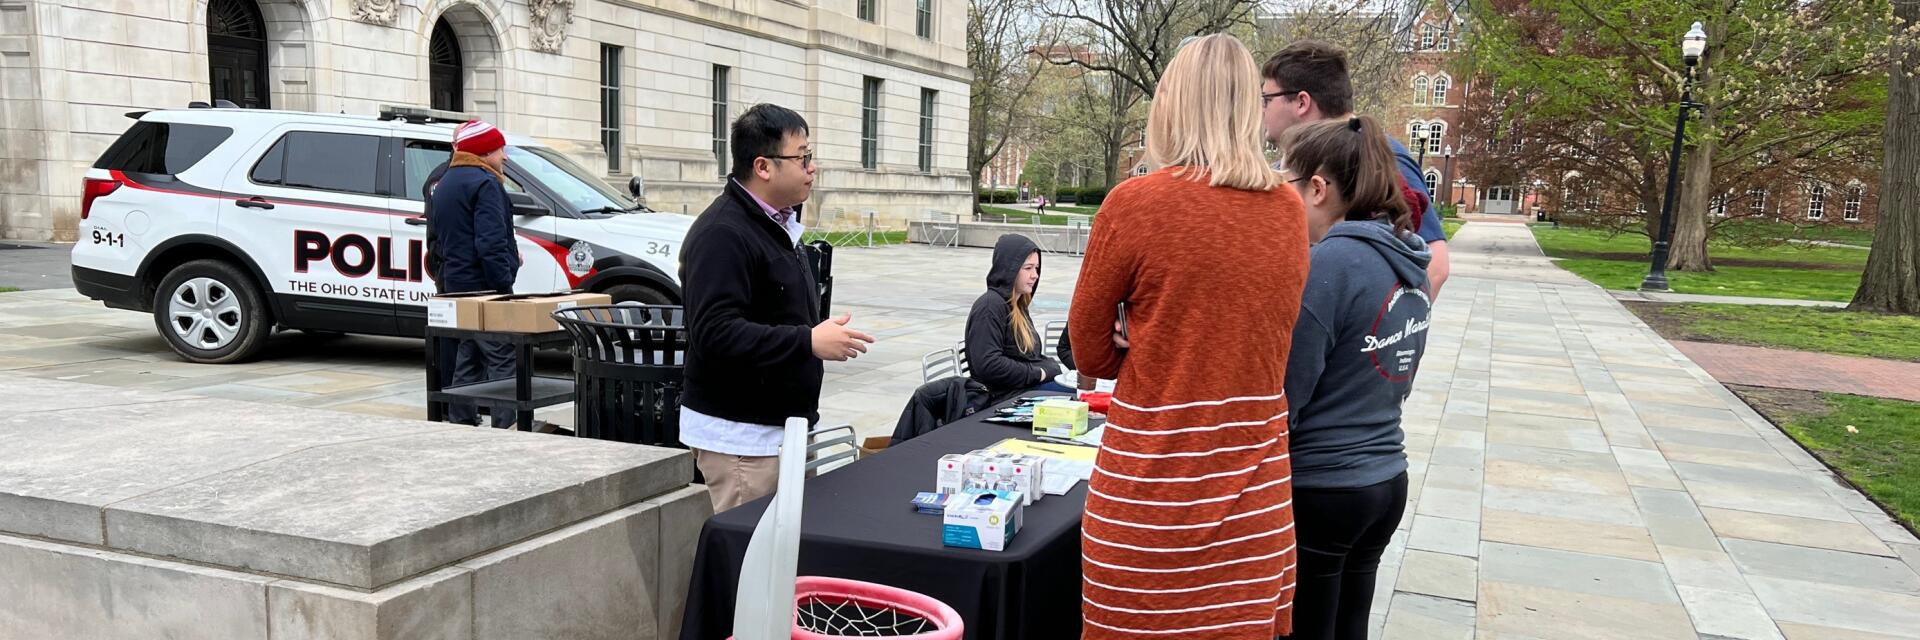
[1671, 341, 1920, 404]
[1371, 222, 1920, 639]
[0, 241, 74, 291]
[2, 223, 1917, 638]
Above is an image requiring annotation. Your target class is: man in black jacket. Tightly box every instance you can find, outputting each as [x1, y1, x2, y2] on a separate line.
[679, 103, 874, 511]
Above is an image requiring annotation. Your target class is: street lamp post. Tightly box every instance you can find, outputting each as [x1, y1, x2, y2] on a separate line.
[1443, 146, 1455, 208]
[1641, 22, 1709, 292]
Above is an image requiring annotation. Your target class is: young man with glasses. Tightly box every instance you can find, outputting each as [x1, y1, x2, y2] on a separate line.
[679, 103, 875, 511]
[1262, 41, 1452, 296]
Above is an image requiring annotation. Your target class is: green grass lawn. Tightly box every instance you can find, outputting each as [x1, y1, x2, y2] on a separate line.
[1737, 388, 1920, 530]
[1530, 225, 1865, 302]
[1627, 303, 1920, 362]
[800, 230, 909, 246]
[1442, 220, 1464, 238]
[0, 287, 18, 293]
[978, 206, 1084, 226]
[1720, 219, 1877, 248]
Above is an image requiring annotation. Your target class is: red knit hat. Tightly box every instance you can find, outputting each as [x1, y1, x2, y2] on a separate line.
[453, 120, 506, 156]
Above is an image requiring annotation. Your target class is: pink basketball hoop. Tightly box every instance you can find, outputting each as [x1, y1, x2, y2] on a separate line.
[730, 576, 964, 640]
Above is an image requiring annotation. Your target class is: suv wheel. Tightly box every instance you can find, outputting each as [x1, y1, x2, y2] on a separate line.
[154, 260, 272, 364]
[605, 283, 675, 306]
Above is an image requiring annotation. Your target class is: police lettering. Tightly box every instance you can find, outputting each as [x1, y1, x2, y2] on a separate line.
[293, 230, 427, 282]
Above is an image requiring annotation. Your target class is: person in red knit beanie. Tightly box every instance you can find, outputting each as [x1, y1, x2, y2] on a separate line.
[430, 119, 523, 428]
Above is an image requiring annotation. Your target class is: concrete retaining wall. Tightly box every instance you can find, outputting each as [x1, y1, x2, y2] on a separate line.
[0, 373, 710, 640]
[906, 219, 1091, 254]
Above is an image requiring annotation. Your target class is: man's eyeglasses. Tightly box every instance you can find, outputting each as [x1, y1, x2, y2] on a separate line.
[765, 153, 815, 167]
[1262, 89, 1305, 107]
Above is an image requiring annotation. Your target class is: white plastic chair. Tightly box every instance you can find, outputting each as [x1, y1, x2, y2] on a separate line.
[921, 348, 960, 383]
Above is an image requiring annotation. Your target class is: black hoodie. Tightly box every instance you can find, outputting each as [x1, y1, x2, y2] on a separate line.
[1285, 220, 1433, 489]
[965, 235, 1063, 402]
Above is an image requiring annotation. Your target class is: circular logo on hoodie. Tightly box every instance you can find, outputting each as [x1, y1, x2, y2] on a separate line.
[566, 241, 594, 277]
[1362, 285, 1432, 383]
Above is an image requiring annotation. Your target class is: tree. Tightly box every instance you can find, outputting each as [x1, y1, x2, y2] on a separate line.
[1039, 0, 1265, 99]
[1851, 0, 1920, 313]
[1463, 0, 1889, 270]
[968, 0, 1056, 211]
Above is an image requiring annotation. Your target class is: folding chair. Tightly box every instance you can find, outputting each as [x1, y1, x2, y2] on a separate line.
[922, 347, 960, 383]
[805, 423, 859, 474]
[1042, 320, 1066, 359]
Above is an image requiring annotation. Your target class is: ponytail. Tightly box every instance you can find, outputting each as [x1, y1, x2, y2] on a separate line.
[1280, 115, 1415, 235]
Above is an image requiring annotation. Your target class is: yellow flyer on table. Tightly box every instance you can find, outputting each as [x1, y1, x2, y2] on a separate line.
[990, 438, 1097, 463]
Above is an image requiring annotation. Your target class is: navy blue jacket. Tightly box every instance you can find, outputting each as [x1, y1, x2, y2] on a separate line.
[428, 160, 519, 293]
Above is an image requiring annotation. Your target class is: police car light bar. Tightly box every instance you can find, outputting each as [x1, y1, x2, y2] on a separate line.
[379, 105, 476, 125]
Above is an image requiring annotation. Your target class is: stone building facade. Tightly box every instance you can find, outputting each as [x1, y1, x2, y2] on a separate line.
[0, 0, 972, 241]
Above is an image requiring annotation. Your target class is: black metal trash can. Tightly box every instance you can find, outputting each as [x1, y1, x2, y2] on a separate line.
[552, 304, 688, 447]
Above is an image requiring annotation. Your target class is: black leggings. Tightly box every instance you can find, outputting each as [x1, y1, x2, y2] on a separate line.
[1283, 472, 1410, 640]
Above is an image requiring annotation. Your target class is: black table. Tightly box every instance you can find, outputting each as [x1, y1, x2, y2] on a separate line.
[679, 401, 1094, 640]
[423, 326, 573, 429]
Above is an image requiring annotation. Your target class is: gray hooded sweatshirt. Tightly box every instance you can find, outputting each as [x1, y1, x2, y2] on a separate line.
[1285, 220, 1433, 489]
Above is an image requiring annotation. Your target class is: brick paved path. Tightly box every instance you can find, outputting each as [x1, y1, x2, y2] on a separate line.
[1673, 341, 1920, 403]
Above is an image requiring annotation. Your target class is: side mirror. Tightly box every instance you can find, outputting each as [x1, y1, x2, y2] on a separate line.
[507, 192, 551, 217]
[627, 175, 647, 201]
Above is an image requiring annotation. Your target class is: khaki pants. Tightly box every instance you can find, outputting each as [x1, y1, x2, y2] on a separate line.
[694, 448, 780, 512]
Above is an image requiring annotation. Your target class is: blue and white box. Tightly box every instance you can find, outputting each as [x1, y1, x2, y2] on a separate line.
[941, 490, 1025, 551]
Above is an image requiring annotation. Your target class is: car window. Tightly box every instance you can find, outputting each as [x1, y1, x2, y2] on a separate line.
[93, 121, 233, 175]
[250, 131, 381, 196]
[401, 139, 521, 201]
[507, 146, 629, 212]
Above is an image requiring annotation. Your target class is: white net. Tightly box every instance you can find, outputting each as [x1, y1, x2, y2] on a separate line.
[795, 595, 939, 637]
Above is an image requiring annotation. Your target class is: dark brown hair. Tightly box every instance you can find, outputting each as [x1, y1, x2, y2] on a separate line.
[1281, 115, 1414, 234]
[1261, 41, 1353, 118]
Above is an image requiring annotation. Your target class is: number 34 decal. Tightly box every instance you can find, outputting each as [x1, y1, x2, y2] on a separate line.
[91, 229, 126, 248]
[645, 242, 672, 257]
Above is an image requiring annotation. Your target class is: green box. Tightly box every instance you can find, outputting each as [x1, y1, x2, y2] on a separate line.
[1033, 399, 1089, 439]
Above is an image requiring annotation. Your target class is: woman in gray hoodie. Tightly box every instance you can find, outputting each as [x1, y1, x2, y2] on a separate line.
[1277, 115, 1433, 640]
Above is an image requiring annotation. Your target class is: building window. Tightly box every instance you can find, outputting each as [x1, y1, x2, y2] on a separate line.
[918, 89, 936, 173]
[1420, 24, 1437, 51]
[1432, 75, 1450, 105]
[712, 65, 730, 175]
[858, 0, 874, 22]
[600, 44, 622, 173]
[1438, 27, 1452, 52]
[1409, 121, 1427, 150]
[1423, 169, 1440, 196]
[1747, 188, 1768, 215]
[1844, 185, 1864, 221]
[1710, 192, 1728, 217]
[1426, 122, 1445, 154]
[1413, 75, 1430, 105]
[1806, 184, 1827, 220]
[916, 0, 932, 38]
[862, 76, 882, 170]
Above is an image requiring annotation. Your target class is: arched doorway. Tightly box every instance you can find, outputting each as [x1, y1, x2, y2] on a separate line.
[429, 19, 463, 112]
[207, 0, 270, 108]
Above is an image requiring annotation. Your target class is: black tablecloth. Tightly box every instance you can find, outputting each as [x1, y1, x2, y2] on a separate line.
[678, 401, 1091, 640]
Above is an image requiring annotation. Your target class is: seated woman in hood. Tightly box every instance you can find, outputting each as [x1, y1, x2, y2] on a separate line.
[965, 234, 1069, 402]
[1278, 115, 1434, 640]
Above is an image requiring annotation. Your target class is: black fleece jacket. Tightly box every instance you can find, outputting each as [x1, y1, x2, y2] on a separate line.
[965, 234, 1063, 402]
[679, 180, 824, 426]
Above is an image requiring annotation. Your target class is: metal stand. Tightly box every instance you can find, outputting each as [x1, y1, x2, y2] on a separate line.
[424, 327, 574, 430]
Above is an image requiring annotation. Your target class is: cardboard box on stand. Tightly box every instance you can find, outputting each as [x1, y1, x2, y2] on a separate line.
[426, 292, 505, 330]
[480, 292, 612, 332]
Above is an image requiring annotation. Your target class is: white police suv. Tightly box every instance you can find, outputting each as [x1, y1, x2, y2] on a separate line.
[72, 105, 692, 363]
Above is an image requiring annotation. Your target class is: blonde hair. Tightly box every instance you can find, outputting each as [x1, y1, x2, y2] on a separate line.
[1144, 34, 1281, 192]
[1010, 288, 1036, 353]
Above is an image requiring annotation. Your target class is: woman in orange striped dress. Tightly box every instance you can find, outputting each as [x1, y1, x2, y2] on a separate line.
[1067, 34, 1311, 639]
